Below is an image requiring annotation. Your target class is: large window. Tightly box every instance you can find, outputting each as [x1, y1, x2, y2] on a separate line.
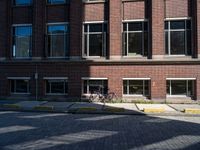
[83, 79, 108, 94]
[10, 79, 30, 94]
[167, 79, 195, 97]
[13, 0, 32, 6]
[46, 79, 68, 95]
[165, 20, 191, 55]
[123, 21, 148, 56]
[123, 79, 150, 97]
[47, 24, 69, 58]
[12, 25, 32, 58]
[47, 0, 68, 4]
[83, 23, 107, 57]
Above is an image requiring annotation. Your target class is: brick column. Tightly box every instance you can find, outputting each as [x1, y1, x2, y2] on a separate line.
[108, 0, 122, 60]
[69, 0, 83, 60]
[32, 0, 45, 60]
[150, 0, 165, 59]
[151, 77, 166, 102]
[0, 0, 10, 61]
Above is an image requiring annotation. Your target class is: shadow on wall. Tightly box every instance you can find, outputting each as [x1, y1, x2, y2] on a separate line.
[0, 109, 199, 150]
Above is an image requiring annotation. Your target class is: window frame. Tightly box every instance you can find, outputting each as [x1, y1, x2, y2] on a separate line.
[81, 78, 108, 95]
[165, 18, 192, 56]
[12, 24, 32, 59]
[82, 21, 107, 58]
[44, 77, 68, 95]
[8, 77, 31, 95]
[166, 78, 195, 97]
[46, 22, 69, 59]
[122, 78, 150, 97]
[122, 19, 149, 57]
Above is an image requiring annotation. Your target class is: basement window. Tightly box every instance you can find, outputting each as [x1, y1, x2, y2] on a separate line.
[46, 79, 68, 95]
[166, 79, 195, 97]
[10, 79, 30, 94]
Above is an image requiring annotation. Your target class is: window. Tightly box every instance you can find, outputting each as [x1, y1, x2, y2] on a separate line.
[47, 0, 68, 4]
[12, 25, 32, 58]
[13, 0, 32, 6]
[123, 79, 150, 96]
[46, 79, 68, 95]
[123, 21, 148, 56]
[165, 20, 191, 55]
[10, 79, 30, 94]
[47, 24, 69, 58]
[83, 79, 108, 94]
[83, 23, 107, 57]
[166, 79, 195, 97]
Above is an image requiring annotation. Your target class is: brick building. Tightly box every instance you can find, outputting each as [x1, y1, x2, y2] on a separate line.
[0, 0, 200, 103]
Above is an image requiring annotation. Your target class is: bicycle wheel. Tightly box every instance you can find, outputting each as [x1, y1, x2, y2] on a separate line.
[106, 92, 118, 103]
[89, 94, 98, 102]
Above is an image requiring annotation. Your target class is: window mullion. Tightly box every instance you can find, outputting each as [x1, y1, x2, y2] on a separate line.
[168, 21, 171, 55]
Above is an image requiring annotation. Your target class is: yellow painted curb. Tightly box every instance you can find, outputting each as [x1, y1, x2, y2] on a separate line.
[34, 106, 54, 111]
[104, 108, 125, 112]
[3, 104, 21, 109]
[184, 108, 200, 114]
[77, 107, 97, 111]
[143, 108, 165, 113]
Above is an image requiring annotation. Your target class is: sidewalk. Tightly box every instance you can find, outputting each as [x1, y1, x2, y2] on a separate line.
[0, 100, 200, 116]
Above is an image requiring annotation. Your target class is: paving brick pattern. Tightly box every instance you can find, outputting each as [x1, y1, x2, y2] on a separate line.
[0, 111, 199, 150]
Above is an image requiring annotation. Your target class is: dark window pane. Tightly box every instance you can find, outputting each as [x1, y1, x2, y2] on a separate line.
[89, 34, 102, 56]
[187, 30, 192, 55]
[128, 32, 142, 55]
[144, 32, 148, 56]
[123, 81, 128, 94]
[171, 80, 186, 95]
[128, 22, 142, 31]
[14, 0, 32, 5]
[15, 80, 29, 93]
[47, 0, 67, 4]
[46, 81, 50, 93]
[165, 22, 168, 29]
[11, 80, 15, 93]
[123, 23, 127, 31]
[51, 82, 64, 93]
[170, 21, 185, 29]
[170, 31, 185, 55]
[166, 80, 170, 95]
[48, 25, 68, 34]
[129, 80, 143, 95]
[89, 24, 102, 32]
[83, 80, 87, 94]
[186, 20, 191, 30]
[144, 80, 149, 96]
[122, 33, 127, 56]
[165, 31, 169, 54]
[144, 22, 148, 31]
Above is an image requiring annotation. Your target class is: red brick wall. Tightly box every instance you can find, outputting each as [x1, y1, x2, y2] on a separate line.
[151, 0, 165, 57]
[165, 0, 189, 18]
[12, 7, 33, 24]
[123, 0, 145, 20]
[84, 3, 105, 21]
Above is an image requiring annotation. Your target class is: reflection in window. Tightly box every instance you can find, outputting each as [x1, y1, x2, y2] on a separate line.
[47, 24, 69, 58]
[123, 22, 148, 56]
[83, 23, 107, 57]
[12, 25, 32, 58]
[165, 20, 191, 55]
[13, 0, 32, 6]
[83, 80, 108, 94]
[47, 0, 69, 4]
[46, 79, 68, 95]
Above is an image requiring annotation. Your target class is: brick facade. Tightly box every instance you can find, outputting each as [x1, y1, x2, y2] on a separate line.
[0, 0, 200, 103]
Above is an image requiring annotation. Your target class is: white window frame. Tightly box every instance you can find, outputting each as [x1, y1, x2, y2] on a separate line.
[166, 78, 196, 97]
[44, 77, 68, 95]
[8, 77, 31, 95]
[122, 78, 150, 97]
[165, 18, 191, 56]
[81, 77, 108, 95]
[82, 21, 107, 58]
[122, 19, 148, 57]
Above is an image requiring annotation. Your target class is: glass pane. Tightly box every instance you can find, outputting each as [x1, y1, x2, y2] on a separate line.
[123, 81, 128, 94]
[83, 80, 87, 94]
[170, 31, 185, 55]
[166, 80, 170, 95]
[129, 80, 143, 95]
[144, 80, 149, 96]
[128, 32, 142, 55]
[15, 80, 29, 93]
[89, 34, 102, 56]
[170, 21, 185, 29]
[47, 0, 66, 4]
[188, 80, 194, 97]
[144, 32, 148, 56]
[13, 36, 31, 57]
[46, 81, 50, 93]
[165, 22, 168, 30]
[187, 30, 192, 55]
[48, 25, 68, 34]
[123, 23, 127, 31]
[186, 20, 191, 30]
[122, 33, 127, 56]
[11, 80, 15, 93]
[165, 31, 169, 54]
[48, 34, 66, 57]
[51, 82, 65, 93]
[89, 24, 102, 32]
[14, 0, 32, 5]
[171, 80, 186, 95]
[128, 22, 142, 31]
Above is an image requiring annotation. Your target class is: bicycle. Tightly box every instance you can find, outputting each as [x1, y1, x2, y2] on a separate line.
[89, 87, 118, 103]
